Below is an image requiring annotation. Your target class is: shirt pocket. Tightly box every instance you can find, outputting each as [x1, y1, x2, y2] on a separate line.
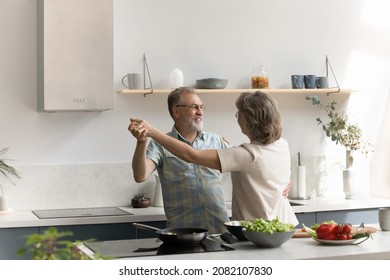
[164, 151, 193, 174]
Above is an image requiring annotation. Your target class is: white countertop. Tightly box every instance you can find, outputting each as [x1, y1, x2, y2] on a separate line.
[288, 196, 390, 213]
[78, 224, 390, 260]
[135, 227, 390, 260]
[1, 196, 390, 229]
[0, 206, 166, 229]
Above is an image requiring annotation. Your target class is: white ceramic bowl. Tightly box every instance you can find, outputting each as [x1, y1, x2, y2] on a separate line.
[379, 207, 390, 231]
[243, 229, 294, 248]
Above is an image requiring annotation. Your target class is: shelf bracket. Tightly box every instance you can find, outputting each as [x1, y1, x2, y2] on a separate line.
[143, 53, 154, 97]
[325, 55, 340, 96]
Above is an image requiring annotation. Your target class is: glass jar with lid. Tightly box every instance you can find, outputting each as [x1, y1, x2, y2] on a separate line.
[251, 64, 269, 89]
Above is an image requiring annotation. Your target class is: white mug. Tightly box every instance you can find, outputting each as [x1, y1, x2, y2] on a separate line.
[122, 73, 142, 89]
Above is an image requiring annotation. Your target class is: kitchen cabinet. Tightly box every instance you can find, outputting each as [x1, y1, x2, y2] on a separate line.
[295, 213, 316, 227]
[316, 209, 378, 225]
[40, 221, 167, 242]
[117, 88, 352, 95]
[0, 227, 38, 260]
[40, 223, 136, 242]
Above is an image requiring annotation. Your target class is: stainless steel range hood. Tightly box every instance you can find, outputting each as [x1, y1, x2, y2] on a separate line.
[37, 0, 114, 112]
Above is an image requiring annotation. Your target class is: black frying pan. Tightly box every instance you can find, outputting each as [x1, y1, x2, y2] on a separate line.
[132, 223, 208, 246]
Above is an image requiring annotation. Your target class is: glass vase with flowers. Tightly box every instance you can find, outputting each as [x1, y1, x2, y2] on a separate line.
[305, 96, 374, 198]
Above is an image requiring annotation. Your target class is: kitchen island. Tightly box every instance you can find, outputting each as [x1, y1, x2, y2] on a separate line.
[1, 196, 390, 259]
[79, 225, 390, 260]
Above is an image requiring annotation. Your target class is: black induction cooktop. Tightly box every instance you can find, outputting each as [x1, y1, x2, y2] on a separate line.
[32, 207, 133, 219]
[84, 237, 234, 258]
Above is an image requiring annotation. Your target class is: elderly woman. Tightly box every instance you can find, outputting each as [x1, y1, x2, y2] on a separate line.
[129, 91, 298, 226]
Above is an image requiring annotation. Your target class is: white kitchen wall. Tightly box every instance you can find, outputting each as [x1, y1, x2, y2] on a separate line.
[1, 0, 390, 210]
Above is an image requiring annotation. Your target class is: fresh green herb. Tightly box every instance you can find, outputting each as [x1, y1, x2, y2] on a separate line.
[352, 232, 371, 240]
[242, 217, 295, 233]
[302, 224, 317, 238]
[133, 192, 148, 200]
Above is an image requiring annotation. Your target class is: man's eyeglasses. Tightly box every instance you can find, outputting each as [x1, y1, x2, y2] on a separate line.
[176, 104, 206, 111]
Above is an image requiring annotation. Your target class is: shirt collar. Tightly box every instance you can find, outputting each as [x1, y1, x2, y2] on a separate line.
[171, 126, 205, 143]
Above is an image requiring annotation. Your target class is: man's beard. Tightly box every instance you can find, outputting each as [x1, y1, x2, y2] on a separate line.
[189, 117, 203, 131]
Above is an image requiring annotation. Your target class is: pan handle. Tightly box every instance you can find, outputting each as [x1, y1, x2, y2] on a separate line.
[132, 222, 161, 232]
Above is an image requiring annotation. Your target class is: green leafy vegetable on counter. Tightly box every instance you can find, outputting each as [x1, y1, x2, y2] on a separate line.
[241, 217, 295, 234]
[302, 224, 317, 238]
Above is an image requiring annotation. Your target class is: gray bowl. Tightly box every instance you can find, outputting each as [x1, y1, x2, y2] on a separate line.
[243, 229, 294, 248]
[195, 78, 228, 89]
[224, 221, 247, 241]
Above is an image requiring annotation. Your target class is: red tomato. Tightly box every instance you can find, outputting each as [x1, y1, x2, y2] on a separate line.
[338, 233, 347, 240]
[342, 224, 352, 234]
[334, 224, 343, 234]
[316, 224, 338, 240]
[346, 233, 353, 240]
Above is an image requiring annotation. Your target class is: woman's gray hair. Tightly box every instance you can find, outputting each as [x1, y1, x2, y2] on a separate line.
[235, 91, 282, 144]
[167, 87, 196, 117]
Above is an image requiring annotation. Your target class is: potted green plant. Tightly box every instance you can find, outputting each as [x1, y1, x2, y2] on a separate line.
[16, 226, 108, 260]
[131, 192, 151, 208]
[0, 147, 22, 211]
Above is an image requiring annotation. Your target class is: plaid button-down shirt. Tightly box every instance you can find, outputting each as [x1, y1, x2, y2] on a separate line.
[146, 127, 230, 234]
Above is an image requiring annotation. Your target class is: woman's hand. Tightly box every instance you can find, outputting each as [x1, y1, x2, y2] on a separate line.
[128, 118, 150, 142]
[283, 180, 292, 198]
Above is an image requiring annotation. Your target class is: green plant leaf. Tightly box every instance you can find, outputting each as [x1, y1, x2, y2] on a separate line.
[305, 96, 374, 155]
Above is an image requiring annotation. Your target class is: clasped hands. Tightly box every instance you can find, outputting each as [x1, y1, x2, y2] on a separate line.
[128, 118, 152, 141]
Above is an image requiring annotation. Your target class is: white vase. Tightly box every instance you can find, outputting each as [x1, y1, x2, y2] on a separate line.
[343, 169, 353, 199]
[346, 149, 353, 169]
[343, 149, 368, 199]
[169, 68, 183, 88]
[0, 195, 8, 211]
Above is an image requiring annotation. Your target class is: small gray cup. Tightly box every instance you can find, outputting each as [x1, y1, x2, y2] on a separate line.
[379, 207, 390, 231]
[316, 76, 329, 89]
[291, 75, 304, 89]
[122, 73, 142, 89]
[304, 75, 316, 89]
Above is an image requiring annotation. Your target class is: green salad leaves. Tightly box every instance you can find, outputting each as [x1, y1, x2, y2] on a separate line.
[242, 217, 295, 233]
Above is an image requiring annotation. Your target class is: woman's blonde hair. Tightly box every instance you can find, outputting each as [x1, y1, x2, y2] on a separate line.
[235, 91, 282, 144]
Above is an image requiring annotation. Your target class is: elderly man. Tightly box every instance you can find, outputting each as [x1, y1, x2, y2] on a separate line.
[129, 87, 230, 233]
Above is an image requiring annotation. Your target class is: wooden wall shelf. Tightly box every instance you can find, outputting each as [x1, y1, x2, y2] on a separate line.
[117, 88, 352, 96]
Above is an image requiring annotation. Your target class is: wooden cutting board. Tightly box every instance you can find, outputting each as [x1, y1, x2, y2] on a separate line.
[292, 226, 378, 238]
